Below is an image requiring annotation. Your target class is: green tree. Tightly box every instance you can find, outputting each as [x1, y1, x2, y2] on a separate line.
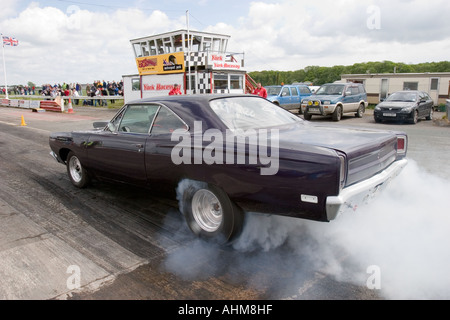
[248, 60, 450, 87]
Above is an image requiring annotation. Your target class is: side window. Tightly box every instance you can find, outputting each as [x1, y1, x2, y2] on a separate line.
[350, 87, 359, 95]
[107, 108, 126, 132]
[151, 106, 188, 135]
[359, 85, 366, 94]
[117, 104, 159, 134]
[291, 87, 298, 96]
[281, 87, 291, 96]
[300, 86, 311, 94]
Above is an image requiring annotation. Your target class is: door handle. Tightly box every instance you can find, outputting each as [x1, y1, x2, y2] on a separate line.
[135, 144, 144, 148]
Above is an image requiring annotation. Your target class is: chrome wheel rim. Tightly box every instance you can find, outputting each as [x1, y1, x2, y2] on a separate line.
[69, 156, 82, 183]
[192, 189, 222, 233]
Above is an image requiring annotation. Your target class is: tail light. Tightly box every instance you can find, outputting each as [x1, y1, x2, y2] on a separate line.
[338, 154, 347, 190]
[396, 135, 407, 156]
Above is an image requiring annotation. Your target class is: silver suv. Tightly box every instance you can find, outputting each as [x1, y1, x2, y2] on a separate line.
[301, 83, 368, 121]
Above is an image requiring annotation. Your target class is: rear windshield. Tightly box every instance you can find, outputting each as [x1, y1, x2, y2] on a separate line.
[265, 86, 282, 95]
[315, 84, 345, 95]
[210, 96, 301, 131]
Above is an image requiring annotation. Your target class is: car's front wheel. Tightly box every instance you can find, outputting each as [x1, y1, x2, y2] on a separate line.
[410, 110, 419, 124]
[66, 151, 91, 188]
[426, 107, 433, 120]
[181, 183, 244, 244]
[303, 112, 312, 120]
[332, 105, 342, 121]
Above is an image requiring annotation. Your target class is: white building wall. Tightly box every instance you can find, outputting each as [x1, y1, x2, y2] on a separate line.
[342, 73, 450, 106]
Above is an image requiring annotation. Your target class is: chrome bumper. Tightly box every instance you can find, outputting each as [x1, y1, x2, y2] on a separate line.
[50, 151, 64, 164]
[326, 158, 408, 221]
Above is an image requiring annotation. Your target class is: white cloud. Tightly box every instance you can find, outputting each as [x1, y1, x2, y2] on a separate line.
[0, 3, 186, 85]
[0, 0, 449, 85]
[212, 0, 450, 71]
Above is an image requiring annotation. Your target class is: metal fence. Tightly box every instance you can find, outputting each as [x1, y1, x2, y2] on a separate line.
[4, 94, 124, 106]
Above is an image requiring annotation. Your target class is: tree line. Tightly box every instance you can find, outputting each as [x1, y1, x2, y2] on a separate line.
[248, 60, 450, 86]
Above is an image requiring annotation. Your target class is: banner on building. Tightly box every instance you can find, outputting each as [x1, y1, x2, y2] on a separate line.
[207, 53, 242, 71]
[140, 74, 184, 98]
[136, 52, 185, 76]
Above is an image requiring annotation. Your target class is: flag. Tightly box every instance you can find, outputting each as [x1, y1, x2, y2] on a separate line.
[2, 36, 19, 46]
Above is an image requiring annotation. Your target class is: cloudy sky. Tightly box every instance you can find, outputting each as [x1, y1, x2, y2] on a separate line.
[1, 0, 449, 86]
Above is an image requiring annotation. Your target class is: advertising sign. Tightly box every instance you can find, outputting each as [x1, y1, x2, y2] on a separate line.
[141, 74, 184, 98]
[207, 53, 242, 71]
[136, 52, 185, 75]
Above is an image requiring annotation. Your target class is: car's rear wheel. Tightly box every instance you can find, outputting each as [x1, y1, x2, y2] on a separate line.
[355, 103, 365, 118]
[332, 105, 342, 121]
[182, 183, 244, 245]
[66, 151, 91, 188]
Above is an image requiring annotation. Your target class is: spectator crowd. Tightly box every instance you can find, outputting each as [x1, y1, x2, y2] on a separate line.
[39, 80, 124, 106]
[1, 80, 124, 107]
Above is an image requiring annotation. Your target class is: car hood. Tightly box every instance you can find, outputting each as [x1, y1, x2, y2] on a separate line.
[306, 95, 342, 102]
[377, 101, 416, 109]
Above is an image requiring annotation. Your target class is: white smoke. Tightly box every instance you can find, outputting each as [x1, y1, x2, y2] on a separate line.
[233, 160, 450, 299]
[164, 161, 450, 299]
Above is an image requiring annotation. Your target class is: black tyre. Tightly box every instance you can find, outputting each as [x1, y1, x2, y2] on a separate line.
[425, 108, 433, 121]
[410, 110, 419, 124]
[66, 151, 91, 188]
[181, 183, 244, 245]
[355, 103, 365, 118]
[303, 112, 312, 121]
[332, 105, 342, 121]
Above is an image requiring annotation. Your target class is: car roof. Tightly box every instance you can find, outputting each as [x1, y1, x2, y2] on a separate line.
[126, 94, 267, 130]
[392, 90, 420, 94]
[265, 84, 308, 87]
[127, 93, 250, 105]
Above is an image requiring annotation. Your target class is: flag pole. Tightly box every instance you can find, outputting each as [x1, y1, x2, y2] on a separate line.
[1, 34, 8, 99]
[186, 10, 191, 94]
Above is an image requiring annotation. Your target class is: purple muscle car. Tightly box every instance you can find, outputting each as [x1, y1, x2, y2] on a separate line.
[49, 94, 408, 244]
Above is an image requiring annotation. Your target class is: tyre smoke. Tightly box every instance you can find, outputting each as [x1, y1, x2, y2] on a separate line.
[164, 160, 450, 299]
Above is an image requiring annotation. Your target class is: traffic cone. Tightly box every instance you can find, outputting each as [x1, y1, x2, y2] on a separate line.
[21, 115, 27, 126]
[67, 98, 74, 114]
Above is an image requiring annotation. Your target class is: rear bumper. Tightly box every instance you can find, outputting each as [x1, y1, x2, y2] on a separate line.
[326, 158, 408, 221]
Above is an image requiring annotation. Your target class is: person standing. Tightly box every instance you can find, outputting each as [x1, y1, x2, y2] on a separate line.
[72, 88, 80, 105]
[169, 84, 182, 95]
[253, 83, 268, 99]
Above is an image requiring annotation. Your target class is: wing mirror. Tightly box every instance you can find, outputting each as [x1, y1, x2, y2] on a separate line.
[93, 121, 109, 129]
